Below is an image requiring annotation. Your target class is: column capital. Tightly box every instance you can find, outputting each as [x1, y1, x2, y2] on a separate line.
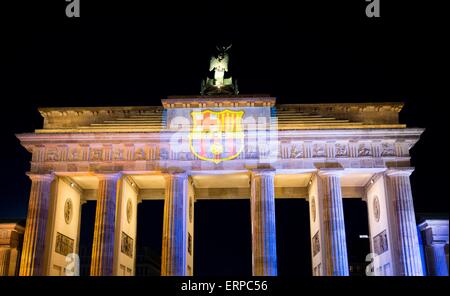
[26, 172, 55, 182]
[94, 172, 123, 181]
[317, 168, 344, 177]
[250, 168, 276, 177]
[162, 168, 187, 179]
[385, 167, 414, 177]
[418, 219, 449, 245]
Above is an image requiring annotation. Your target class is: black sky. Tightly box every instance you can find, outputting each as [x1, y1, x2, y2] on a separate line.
[0, 0, 447, 275]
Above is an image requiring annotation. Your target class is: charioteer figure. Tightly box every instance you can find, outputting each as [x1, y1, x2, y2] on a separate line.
[201, 44, 239, 95]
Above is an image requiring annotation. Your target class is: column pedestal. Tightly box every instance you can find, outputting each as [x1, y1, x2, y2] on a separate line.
[386, 169, 423, 276]
[19, 173, 54, 276]
[90, 173, 121, 276]
[250, 169, 277, 276]
[318, 170, 349, 276]
[161, 171, 188, 276]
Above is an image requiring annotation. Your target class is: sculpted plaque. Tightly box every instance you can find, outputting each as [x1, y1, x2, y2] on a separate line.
[64, 198, 73, 225]
[373, 195, 380, 222]
[55, 232, 74, 256]
[126, 198, 132, 224]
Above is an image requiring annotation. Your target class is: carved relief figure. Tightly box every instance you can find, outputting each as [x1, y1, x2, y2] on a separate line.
[126, 199, 132, 224]
[311, 196, 316, 222]
[290, 144, 304, 158]
[135, 147, 147, 160]
[45, 148, 59, 161]
[64, 198, 73, 225]
[373, 195, 381, 222]
[313, 143, 326, 157]
[55, 232, 74, 256]
[381, 142, 395, 157]
[113, 148, 124, 160]
[373, 230, 389, 255]
[358, 143, 372, 157]
[160, 148, 168, 160]
[312, 231, 320, 256]
[189, 196, 193, 223]
[335, 143, 348, 157]
[91, 148, 103, 161]
[121, 232, 133, 258]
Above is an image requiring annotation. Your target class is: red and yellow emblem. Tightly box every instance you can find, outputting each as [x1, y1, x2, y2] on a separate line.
[189, 110, 245, 164]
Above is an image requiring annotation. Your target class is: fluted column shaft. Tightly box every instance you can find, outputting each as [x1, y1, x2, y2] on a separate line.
[19, 173, 54, 276]
[161, 171, 188, 276]
[425, 243, 448, 276]
[250, 169, 277, 276]
[386, 169, 423, 276]
[0, 248, 11, 276]
[90, 173, 121, 276]
[318, 170, 349, 276]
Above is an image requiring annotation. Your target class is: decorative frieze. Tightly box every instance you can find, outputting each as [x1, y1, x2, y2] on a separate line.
[349, 141, 358, 158]
[29, 139, 412, 169]
[45, 147, 60, 161]
[112, 146, 124, 161]
[326, 142, 335, 158]
[69, 146, 82, 161]
[134, 146, 147, 161]
[103, 145, 112, 161]
[160, 147, 169, 160]
[304, 141, 313, 158]
[124, 144, 134, 161]
[395, 141, 410, 157]
[90, 147, 104, 161]
[81, 144, 89, 161]
[31, 146, 45, 162]
[290, 143, 304, 159]
[280, 142, 304, 159]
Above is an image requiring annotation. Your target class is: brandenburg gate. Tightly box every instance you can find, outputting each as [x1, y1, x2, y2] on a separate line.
[14, 48, 425, 276]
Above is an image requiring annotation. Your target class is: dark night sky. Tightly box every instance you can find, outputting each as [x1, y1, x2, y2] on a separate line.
[0, 1, 447, 275]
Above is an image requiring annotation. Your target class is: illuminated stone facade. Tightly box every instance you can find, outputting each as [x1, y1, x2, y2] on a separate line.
[15, 95, 425, 276]
[0, 221, 24, 276]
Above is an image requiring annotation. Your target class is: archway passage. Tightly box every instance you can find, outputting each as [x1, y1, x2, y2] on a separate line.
[343, 199, 370, 276]
[78, 201, 96, 276]
[135, 200, 164, 276]
[194, 200, 252, 276]
[276, 199, 311, 275]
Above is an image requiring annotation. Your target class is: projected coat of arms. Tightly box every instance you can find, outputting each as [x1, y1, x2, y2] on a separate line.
[190, 110, 245, 163]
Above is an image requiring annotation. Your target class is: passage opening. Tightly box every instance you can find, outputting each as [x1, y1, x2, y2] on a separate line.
[194, 199, 252, 276]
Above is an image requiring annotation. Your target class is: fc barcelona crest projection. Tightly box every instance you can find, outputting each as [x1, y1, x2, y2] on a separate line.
[190, 109, 244, 163]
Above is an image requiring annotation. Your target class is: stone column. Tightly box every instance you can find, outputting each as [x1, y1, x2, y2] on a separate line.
[385, 168, 423, 276]
[250, 169, 277, 276]
[418, 219, 448, 276]
[318, 170, 349, 276]
[19, 173, 54, 276]
[161, 171, 188, 276]
[425, 244, 448, 276]
[90, 173, 121, 276]
[0, 248, 11, 276]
